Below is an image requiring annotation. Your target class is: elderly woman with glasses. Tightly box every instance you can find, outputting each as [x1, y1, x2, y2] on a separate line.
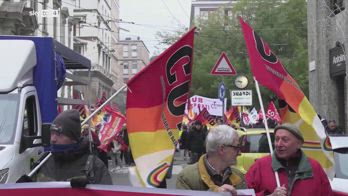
[176, 125, 246, 195]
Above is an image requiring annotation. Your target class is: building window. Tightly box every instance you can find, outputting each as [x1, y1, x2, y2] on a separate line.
[73, 44, 83, 54]
[131, 62, 137, 74]
[123, 45, 129, 57]
[199, 8, 215, 20]
[131, 51, 137, 57]
[131, 45, 137, 57]
[31, 0, 38, 12]
[123, 62, 129, 74]
[330, 0, 345, 15]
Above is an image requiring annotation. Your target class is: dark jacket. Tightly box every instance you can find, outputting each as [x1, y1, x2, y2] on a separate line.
[179, 130, 189, 150]
[188, 126, 207, 153]
[36, 138, 112, 184]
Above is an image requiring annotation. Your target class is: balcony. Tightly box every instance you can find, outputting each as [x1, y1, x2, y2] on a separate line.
[91, 64, 112, 79]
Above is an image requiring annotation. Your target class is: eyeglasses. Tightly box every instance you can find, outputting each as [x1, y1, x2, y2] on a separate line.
[224, 144, 241, 151]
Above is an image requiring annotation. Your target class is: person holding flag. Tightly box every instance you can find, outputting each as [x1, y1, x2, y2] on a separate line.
[36, 110, 112, 185]
[246, 124, 332, 195]
[239, 16, 333, 196]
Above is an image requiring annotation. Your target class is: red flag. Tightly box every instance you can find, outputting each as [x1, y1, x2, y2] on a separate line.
[225, 106, 240, 125]
[242, 112, 251, 126]
[224, 108, 232, 123]
[98, 105, 126, 152]
[72, 89, 89, 119]
[265, 101, 281, 123]
[258, 109, 263, 120]
[126, 28, 195, 187]
[195, 107, 216, 127]
[240, 17, 330, 162]
[95, 92, 107, 107]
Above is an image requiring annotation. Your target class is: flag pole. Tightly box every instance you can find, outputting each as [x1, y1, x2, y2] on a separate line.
[254, 77, 280, 187]
[27, 84, 127, 178]
[82, 84, 127, 125]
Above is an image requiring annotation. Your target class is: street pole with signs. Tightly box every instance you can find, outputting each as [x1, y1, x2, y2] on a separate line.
[218, 82, 225, 122]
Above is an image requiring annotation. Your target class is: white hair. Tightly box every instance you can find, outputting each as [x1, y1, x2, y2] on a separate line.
[206, 125, 238, 153]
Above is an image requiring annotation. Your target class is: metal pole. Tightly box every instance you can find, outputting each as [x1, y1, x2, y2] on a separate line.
[28, 153, 52, 177]
[86, 69, 93, 153]
[81, 84, 127, 125]
[222, 98, 224, 122]
[254, 77, 280, 187]
[28, 84, 127, 178]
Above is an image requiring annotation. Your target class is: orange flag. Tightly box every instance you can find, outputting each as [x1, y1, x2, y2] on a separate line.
[126, 28, 195, 187]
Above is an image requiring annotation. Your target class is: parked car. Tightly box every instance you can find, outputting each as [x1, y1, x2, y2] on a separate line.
[236, 128, 274, 172]
[328, 136, 348, 195]
[236, 127, 332, 174]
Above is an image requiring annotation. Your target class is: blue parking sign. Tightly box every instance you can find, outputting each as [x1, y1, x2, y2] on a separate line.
[218, 82, 225, 101]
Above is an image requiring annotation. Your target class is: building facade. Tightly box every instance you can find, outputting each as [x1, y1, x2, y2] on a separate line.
[190, 0, 235, 26]
[308, 0, 346, 131]
[0, 1, 37, 35]
[0, 0, 123, 109]
[117, 37, 150, 83]
[67, 0, 122, 104]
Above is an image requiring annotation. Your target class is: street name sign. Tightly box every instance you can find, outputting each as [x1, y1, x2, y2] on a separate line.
[231, 90, 252, 106]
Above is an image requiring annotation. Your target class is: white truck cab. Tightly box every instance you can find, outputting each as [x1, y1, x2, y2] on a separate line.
[0, 37, 90, 183]
[0, 40, 47, 183]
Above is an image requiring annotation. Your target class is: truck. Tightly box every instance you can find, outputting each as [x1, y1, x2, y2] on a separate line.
[0, 36, 90, 183]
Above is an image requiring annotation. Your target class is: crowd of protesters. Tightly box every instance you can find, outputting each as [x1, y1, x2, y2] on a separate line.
[18, 107, 336, 195]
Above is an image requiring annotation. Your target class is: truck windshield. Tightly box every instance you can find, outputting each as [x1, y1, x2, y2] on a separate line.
[0, 94, 19, 144]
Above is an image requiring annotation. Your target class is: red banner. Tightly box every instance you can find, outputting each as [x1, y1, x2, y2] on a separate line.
[98, 105, 126, 152]
[0, 182, 222, 196]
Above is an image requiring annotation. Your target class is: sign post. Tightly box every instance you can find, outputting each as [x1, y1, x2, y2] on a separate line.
[218, 82, 225, 122]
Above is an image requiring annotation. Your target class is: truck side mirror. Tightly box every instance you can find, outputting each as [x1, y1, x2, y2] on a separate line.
[41, 123, 51, 147]
[19, 123, 51, 153]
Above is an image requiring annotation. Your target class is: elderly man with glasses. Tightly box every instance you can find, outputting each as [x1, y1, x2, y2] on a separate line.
[176, 125, 246, 195]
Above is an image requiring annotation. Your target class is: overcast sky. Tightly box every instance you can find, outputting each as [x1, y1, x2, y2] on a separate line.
[119, 0, 191, 56]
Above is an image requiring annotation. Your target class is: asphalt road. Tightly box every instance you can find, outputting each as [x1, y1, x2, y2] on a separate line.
[109, 150, 189, 189]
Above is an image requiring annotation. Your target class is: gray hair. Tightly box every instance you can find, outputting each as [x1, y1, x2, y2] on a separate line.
[206, 125, 238, 153]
